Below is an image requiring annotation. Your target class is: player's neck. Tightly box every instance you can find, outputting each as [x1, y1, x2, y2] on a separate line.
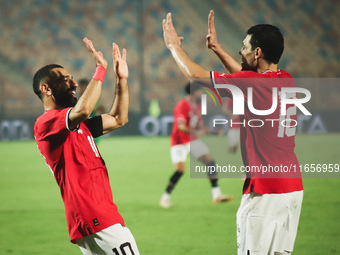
[257, 60, 278, 73]
[43, 97, 63, 111]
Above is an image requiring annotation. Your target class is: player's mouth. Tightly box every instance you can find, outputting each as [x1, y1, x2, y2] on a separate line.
[68, 88, 77, 97]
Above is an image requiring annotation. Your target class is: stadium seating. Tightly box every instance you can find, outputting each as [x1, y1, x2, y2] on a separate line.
[0, 0, 339, 117]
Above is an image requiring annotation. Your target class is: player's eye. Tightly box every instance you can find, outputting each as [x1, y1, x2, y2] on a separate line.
[63, 75, 73, 81]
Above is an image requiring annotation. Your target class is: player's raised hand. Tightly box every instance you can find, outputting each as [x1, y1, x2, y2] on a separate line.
[163, 13, 184, 49]
[113, 43, 128, 79]
[206, 10, 220, 50]
[83, 37, 108, 69]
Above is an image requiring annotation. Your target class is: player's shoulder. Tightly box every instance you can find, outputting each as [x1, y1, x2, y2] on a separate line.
[176, 98, 190, 108]
[235, 70, 293, 78]
[36, 109, 63, 122]
[233, 70, 260, 78]
[261, 69, 293, 78]
[34, 108, 72, 133]
[173, 99, 190, 116]
[212, 70, 260, 79]
[276, 69, 293, 78]
[36, 109, 55, 123]
[213, 69, 292, 79]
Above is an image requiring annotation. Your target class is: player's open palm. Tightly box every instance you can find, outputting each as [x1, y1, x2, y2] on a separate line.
[206, 10, 219, 50]
[163, 13, 184, 49]
[83, 37, 108, 69]
[113, 43, 128, 79]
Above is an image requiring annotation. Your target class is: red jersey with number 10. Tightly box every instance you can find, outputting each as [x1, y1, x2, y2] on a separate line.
[34, 108, 124, 243]
[212, 70, 303, 194]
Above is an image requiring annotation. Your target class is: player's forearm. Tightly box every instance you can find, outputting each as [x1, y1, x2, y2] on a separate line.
[169, 45, 210, 79]
[211, 44, 242, 74]
[69, 64, 107, 130]
[178, 125, 191, 134]
[69, 79, 102, 128]
[109, 77, 129, 126]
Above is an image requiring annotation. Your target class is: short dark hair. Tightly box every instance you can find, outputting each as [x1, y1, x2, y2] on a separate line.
[33, 64, 63, 99]
[247, 24, 284, 64]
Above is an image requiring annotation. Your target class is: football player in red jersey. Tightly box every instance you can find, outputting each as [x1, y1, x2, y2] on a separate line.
[163, 11, 303, 255]
[33, 38, 140, 254]
[159, 83, 233, 208]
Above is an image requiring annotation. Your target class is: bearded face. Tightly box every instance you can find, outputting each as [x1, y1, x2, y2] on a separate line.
[48, 68, 78, 108]
[52, 82, 78, 108]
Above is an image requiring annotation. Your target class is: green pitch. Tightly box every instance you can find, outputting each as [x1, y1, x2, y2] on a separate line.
[0, 134, 339, 254]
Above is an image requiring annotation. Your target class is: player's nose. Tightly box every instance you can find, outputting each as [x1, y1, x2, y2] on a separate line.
[71, 79, 79, 88]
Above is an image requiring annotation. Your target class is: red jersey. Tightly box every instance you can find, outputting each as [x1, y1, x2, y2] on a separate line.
[34, 108, 124, 243]
[212, 70, 303, 194]
[225, 98, 240, 130]
[170, 98, 202, 146]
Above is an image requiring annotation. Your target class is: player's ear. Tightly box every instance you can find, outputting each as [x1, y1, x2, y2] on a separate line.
[40, 83, 52, 96]
[254, 47, 263, 60]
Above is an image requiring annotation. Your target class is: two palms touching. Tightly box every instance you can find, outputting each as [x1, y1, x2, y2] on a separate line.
[162, 10, 219, 51]
[83, 37, 128, 80]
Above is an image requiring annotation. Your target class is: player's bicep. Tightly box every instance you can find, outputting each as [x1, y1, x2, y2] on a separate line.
[101, 114, 122, 134]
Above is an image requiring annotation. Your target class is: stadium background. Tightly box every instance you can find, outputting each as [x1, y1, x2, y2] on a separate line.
[0, 0, 339, 140]
[0, 1, 340, 255]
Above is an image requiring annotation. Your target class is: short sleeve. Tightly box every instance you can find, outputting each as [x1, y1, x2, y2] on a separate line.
[34, 108, 73, 141]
